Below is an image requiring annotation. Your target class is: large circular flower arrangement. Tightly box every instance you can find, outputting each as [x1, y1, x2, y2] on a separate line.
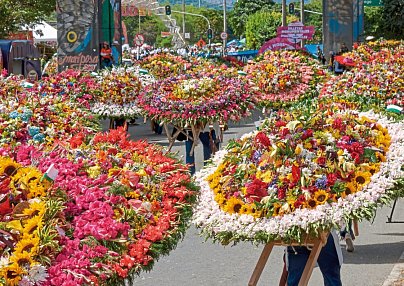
[243, 50, 327, 110]
[0, 89, 99, 147]
[90, 67, 155, 119]
[138, 53, 191, 79]
[320, 44, 404, 109]
[138, 74, 257, 126]
[193, 108, 404, 244]
[0, 127, 197, 285]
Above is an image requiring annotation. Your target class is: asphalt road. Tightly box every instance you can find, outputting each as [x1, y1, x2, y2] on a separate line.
[102, 115, 404, 286]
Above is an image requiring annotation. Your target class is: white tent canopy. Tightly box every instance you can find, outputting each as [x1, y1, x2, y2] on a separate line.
[31, 22, 57, 43]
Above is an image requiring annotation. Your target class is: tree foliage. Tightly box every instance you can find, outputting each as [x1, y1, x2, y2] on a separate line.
[171, 4, 224, 44]
[0, 0, 56, 38]
[302, 0, 323, 43]
[245, 10, 297, 50]
[228, 0, 276, 38]
[381, 0, 404, 39]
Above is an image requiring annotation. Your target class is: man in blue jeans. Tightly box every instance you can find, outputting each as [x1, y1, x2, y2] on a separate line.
[286, 231, 342, 286]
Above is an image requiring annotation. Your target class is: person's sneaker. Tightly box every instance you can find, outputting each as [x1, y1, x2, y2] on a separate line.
[345, 233, 354, 252]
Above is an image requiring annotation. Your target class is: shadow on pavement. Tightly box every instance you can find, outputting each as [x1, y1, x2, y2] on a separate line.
[376, 233, 404, 236]
[342, 241, 404, 265]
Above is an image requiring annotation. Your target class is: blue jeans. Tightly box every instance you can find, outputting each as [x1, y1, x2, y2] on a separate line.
[287, 234, 342, 286]
[185, 138, 196, 175]
[185, 131, 219, 174]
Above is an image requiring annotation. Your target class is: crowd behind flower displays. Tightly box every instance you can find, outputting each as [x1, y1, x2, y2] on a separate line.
[0, 39, 403, 285]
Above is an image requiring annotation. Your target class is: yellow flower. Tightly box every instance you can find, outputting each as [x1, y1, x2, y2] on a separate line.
[13, 234, 40, 256]
[6, 220, 24, 233]
[214, 193, 226, 206]
[10, 251, 34, 268]
[306, 197, 318, 209]
[295, 145, 302, 155]
[22, 216, 43, 236]
[341, 182, 356, 198]
[0, 263, 24, 286]
[223, 197, 244, 214]
[314, 190, 329, 205]
[353, 171, 371, 187]
[87, 165, 101, 178]
[22, 201, 46, 218]
[0, 156, 20, 176]
[272, 202, 282, 216]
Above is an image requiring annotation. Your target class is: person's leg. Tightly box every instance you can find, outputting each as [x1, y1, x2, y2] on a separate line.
[185, 139, 195, 175]
[199, 132, 211, 163]
[317, 235, 342, 286]
[286, 246, 310, 286]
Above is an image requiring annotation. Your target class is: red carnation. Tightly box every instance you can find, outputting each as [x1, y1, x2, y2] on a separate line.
[255, 132, 271, 147]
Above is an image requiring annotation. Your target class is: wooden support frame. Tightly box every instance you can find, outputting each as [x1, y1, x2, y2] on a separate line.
[163, 122, 201, 156]
[248, 232, 329, 286]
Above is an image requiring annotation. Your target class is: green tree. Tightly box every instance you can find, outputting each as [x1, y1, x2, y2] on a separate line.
[170, 5, 224, 44]
[303, 0, 323, 43]
[245, 10, 297, 50]
[364, 6, 384, 39]
[123, 14, 168, 46]
[0, 0, 56, 38]
[228, 0, 276, 38]
[381, 0, 404, 39]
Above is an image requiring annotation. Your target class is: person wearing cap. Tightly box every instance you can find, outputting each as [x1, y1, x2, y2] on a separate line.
[100, 42, 113, 68]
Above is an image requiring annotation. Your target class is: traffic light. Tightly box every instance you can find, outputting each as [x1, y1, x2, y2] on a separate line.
[165, 5, 171, 15]
[288, 3, 294, 14]
[207, 28, 213, 39]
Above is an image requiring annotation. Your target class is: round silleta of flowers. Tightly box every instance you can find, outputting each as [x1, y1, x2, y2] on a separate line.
[193, 109, 404, 245]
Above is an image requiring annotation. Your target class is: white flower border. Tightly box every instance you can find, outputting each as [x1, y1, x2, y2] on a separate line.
[91, 102, 142, 119]
[193, 110, 404, 242]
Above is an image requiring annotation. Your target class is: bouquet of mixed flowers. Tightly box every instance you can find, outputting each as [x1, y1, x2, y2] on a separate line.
[137, 53, 191, 79]
[320, 51, 403, 109]
[0, 127, 197, 285]
[243, 50, 326, 110]
[0, 87, 99, 147]
[193, 108, 404, 245]
[90, 67, 155, 119]
[138, 74, 257, 127]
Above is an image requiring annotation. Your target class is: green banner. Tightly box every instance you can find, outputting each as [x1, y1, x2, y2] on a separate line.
[364, 0, 383, 6]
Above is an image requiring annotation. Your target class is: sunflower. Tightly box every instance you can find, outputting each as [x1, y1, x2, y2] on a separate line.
[214, 193, 226, 206]
[10, 251, 34, 268]
[353, 171, 371, 187]
[14, 234, 40, 256]
[0, 263, 24, 286]
[22, 201, 46, 218]
[0, 156, 20, 177]
[223, 196, 244, 214]
[368, 163, 380, 176]
[341, 182, 357, 199]
[306, 198, 318, 209]
[22, 216, 43, 236]
[314, 190, 329, 205]
[272, 202, 282, 216]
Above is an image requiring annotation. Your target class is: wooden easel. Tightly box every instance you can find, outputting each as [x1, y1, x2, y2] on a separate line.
[248, 232, 330, 286]
[163, 122, 201, 156]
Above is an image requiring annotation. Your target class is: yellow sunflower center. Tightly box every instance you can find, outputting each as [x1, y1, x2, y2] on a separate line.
[317, 195, 326, 202]
[16, 258, 30, 268]
[22, 243, 34, 253]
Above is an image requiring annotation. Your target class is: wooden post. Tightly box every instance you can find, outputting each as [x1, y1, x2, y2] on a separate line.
[353, 220, 359, 237]
[248, 233, 329, 286]
[248, 243, 274, 286]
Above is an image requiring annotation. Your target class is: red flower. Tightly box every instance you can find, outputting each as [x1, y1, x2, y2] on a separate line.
[301, 129, 313, 140]
[255, 132, 271, 147]
[245, 177, 268, 202]
[326, 173, 338, 186]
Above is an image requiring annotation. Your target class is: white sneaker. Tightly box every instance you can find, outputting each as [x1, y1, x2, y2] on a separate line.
[345, 234, 354, 252]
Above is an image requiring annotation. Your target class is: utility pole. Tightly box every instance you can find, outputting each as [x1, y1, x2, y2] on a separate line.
[223, 0, 227, 55]
[300, 0, 305, 48]
[282, 0, 287, 27]
[182, 0, 186, 39]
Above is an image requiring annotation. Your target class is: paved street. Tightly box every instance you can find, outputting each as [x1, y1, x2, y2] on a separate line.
[103, 115, 404, 286]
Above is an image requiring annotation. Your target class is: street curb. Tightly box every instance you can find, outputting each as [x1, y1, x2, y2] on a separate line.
[382, 250, 404, 286]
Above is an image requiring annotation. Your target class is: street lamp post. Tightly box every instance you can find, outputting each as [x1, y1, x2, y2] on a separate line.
[223, 0, 227, 55]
